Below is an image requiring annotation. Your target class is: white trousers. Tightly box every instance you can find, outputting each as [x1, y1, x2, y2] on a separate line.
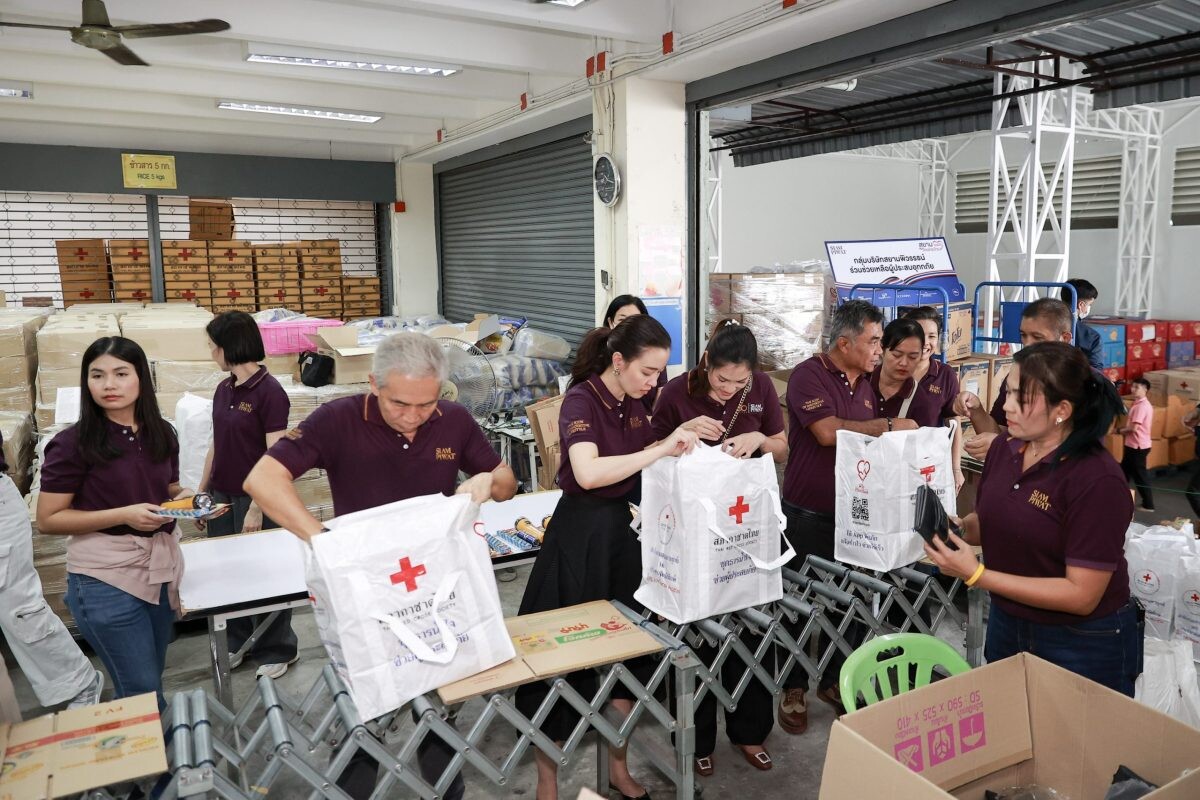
[0, 474, 94, 706]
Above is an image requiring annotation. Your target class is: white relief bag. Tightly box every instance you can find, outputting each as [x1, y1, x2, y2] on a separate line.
[305, 493, 514, 720]
[635, 444, 793, 624]
[834, 424, 957, 571]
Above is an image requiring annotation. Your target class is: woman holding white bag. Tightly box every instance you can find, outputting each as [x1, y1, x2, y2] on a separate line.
[650, 318, 786, 775]
[517, 314, 698, 800]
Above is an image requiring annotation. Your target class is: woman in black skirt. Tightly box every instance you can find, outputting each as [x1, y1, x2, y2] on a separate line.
[518, 314, 698, 800]
[650, 319, 787, 776]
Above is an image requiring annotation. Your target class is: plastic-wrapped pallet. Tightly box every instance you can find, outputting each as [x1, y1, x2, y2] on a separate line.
[0, 412, 34, 494]
[707, 262, 834, 371]
[0, 309, 51, 415]
[153, 360, 225, 420]
[511, 328, 570, 361]
[282, 380, 364, 427]
[35, 314, 121, 431]
[489, 354, 568, 410]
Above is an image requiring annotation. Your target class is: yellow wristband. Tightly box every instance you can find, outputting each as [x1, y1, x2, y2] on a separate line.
[964, 563, 986, 588]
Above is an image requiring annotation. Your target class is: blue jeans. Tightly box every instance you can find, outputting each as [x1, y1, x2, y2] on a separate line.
[66, 574, 175, 711]
[985, 600, 1143, 697]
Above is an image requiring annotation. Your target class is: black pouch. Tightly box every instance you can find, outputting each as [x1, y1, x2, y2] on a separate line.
[913, 483, 959, 550]
[299, 350, 335, 387]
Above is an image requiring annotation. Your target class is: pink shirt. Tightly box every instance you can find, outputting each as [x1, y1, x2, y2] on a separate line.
[1126, 396, 1153, 450]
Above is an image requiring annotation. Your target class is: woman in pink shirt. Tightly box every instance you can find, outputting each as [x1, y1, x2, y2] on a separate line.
[1120, 377, 1155, 511]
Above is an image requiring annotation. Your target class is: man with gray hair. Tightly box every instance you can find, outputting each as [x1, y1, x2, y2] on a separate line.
[776, 299, 918, 736]
[246, 330, 516, 540]
[245, 331, 516, 799]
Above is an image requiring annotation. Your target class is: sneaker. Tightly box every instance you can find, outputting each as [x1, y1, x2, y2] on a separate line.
[67, 670, 105, 708]
[255, 654, 300, 680]
[228, 651, 245, 670]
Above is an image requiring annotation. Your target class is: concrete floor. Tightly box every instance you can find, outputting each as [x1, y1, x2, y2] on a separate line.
[8, 464, 1197, 799]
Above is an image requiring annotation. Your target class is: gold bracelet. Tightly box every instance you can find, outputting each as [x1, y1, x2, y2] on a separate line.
[964, 563, 986, 588]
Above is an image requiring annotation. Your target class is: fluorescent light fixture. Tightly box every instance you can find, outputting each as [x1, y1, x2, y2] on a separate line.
[217, 100, 381, 123]
[547, 0, 590, 6]
[0, 81, 33, 99]
[245, 47, 459, 77]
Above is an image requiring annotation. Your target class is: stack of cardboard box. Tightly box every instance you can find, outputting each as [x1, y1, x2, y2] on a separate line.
[118, 307, 216, 419]
[162, 240, 212, 306]
[1166, 319, 1200, 369]
[207, 240, 257, 314]
[109, 239, 153, 303]
[0, 411, 34, 494]
[0, 310, 49, 415]
[55, 239, 111, 305]
[253, 242, 303, 309]
[35, 313, 121, 429]
[189, 199, 235, 241]
[341, 275, 382, 318]
[708, 272, 828, 370]
[1091, 318, 1168, 389]
[300, 239, 344, 317]
[1141, 369, 1200, 467]
[949, 353, 1013, 415]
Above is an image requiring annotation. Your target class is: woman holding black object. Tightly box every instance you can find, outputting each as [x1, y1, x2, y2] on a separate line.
[923, 342, 1141, 695]
[37, 337, 196, 711]
[517, 315, 699, 800]
[650, 319, 786, 775]
[196, 311, 297, 679]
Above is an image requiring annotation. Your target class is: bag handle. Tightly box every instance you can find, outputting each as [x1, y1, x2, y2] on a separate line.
[699, 496, 795, 571]
[897, 377, 920, 419]
[718, 377, 754, 445]
[372, 571, 462, 665]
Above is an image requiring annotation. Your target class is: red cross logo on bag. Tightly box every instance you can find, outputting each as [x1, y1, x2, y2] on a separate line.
[390, 557, 427, 592]
[728, 496, 750, 524]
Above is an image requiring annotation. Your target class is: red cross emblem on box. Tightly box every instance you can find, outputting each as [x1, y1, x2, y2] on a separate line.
[179, 248, 193, 260]
[80, 289, 95, 299]
[182, 290, 196, 300]
[128, 247, 144, 259]
[315, 286, 328, 296]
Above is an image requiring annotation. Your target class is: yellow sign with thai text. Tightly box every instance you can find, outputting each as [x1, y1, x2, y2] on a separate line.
[121, 153, 177, 189]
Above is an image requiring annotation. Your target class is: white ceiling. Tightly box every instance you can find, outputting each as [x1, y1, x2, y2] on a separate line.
[0, 0, 949, 162]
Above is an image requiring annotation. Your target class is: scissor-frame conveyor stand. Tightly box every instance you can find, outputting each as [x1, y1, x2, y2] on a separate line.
[155, 601, 701, 800]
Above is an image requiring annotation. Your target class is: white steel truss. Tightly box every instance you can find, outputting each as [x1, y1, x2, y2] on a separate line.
[984, 58, 1078, 331]
[846, 140, 949, 236]
[1073, 95, 1162, 317]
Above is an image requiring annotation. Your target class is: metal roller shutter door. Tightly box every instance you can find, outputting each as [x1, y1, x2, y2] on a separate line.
[437, 135, 594, 346]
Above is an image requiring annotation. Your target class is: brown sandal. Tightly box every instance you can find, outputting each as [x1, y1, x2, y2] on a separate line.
[736, 745, 772, 771]
[695, 756, 714, 777]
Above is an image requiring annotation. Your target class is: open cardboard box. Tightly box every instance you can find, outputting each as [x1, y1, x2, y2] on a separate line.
[525, 393, 565, 490]
[0, 693, 166, 799]
[304, 326, 375, 384]
[437, 600, 662, 705]
[427, 314, 501, 347]
[820, 653, 1200, 799]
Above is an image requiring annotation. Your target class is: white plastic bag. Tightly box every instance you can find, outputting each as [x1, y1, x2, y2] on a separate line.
[306, 493, 515, 720]
[173, 392, 213, 492]
[1127, 532, 1194, 640]
[635, 445, 793, 624]
[512, 327, 570, 361]
[834, 425, 956, 571]
[1175, 555, 1200, 663]
[1135, 638, 1200, 728]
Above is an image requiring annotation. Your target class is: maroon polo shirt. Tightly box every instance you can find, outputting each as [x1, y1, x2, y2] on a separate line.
[209, 366, 290, 495]
[266, 395, 502, 516]
[651, 371, 784, 448]
[558, 374, 655, 499]
[990, 381, 1009, 428]
[783, 354, 878, 515]
[0, 432, 6, 473]
[975, 434, 1132, 624]
[871, 359, 960, 429]
[41, 421, 179, 537]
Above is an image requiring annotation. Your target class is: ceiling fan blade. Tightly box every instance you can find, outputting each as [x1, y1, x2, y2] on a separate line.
[115, 19, 230, 39]
[81, 0, 112, 27]
[100, 42, 149, 66]
[0, 21, 75, 31]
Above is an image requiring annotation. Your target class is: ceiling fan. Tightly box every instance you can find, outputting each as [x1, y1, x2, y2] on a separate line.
[0, 0, 230, 66]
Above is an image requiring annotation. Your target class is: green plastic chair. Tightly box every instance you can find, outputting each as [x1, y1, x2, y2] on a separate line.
[839, 632, 971, 712]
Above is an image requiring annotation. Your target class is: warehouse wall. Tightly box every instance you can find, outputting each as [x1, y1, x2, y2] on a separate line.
[717, 149, 922, 271]
[392, 161, 440, 317]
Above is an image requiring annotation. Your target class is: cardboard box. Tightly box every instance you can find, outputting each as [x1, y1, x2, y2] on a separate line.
[35, 367, 78, 405]
[61, 281, 111, 305]
[1148, 437, 1169, 469]
[300, 239, 341, 260]
[427, 315, 501, 347]
[153, 360, 225, 394]
[1128, 340, 1165, 362]
[163, 280, 212, 306]
[112, 284, 153, 303]
[526, 393, 565, 490]
[437, 600, 662, 705]
[303, 326, 374, 384]
[1170, 435, 1196, 465]
[820, 653, 1200, 800]
[55, 239, 109, 282]
[257, 281, 302, 308]
[951, 357, 989, 406]
[119, 315, 213, 361]
[251, 242, 303, 272]
[36, 317, 121, 369]
[1168, 369, 1200, 404]
[341, 275, 381, 298]
[188, 199, 234, 241]
[1102, 366, 1126, 384]
[1123, 319, 1163, 344]
[1163, 395, 1192, 439]
[1090, 320, 1126, 344]
[0, 312, 47, 361]
[974, 354, 1012, 413]
[942, 302, 974, 361]
[209, 279, 256, 303]
[0, 693, 166, 799]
